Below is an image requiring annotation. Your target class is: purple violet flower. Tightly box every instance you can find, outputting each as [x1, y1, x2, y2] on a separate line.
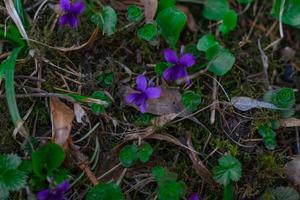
[162, 48, 196, 85]
[188, 193, 200, 200]
[59, 0, 85, 28]
[126, 75, 161, 113]
[37, 181, 70, 200]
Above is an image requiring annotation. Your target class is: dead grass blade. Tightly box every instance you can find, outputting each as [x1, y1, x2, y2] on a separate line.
[280, 118, 300, 127]
[4, 0, 28, 40]
[176, 5, 197, 32]
[141, 0, 158, 22]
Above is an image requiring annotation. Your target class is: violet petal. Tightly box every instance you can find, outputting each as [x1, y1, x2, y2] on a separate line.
[59, 15, 69, 26]
[136, 75, 147, 92]
[164, 48, 178, 64]
[139, 103, 147, 113]
[188, 193, 200, 200]
[179, 53, 196, 67]
[68, 14, 78, 28]
[60, 0, 71, 11]
[70, 1, 85, 14]
[126, 93, 139, 104]
[56, 181, 70, 193]
[145, 87, 161, 99]
[37, 189, 52, 200]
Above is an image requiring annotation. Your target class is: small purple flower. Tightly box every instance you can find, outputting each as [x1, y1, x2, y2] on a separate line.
[59, 0, 85, 28]
[126, 75, 161, 113]
[188, 193, 200, 200]
[162, 48, 196, 85]
[37, 181, 70, 200]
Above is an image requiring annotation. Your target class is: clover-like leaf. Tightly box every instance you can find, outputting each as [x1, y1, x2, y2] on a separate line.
[119, 144, 138, 167]
[158, 180, 186, 200]
[219, 9, 238, 34]
[137, 23, 159, 41]
[32, 142, 65, 178]
[213, 155, 241, 186]
[181, 91, 201, 112]
[86, 182, 124, 200]
[156, 7, 187, 47]
[138, 142, 154, 163]
[258, 124, 277, 150]
[196, 34, 219, 52]
[207, 48, 235, 76]
[271, 0, 300, 28]
[126, 5, 143, 22]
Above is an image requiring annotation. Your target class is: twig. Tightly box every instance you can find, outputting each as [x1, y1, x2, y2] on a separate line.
[258, 39, 271, 90]
[210, 76, 218, 124]
[279, 0, 286, 38]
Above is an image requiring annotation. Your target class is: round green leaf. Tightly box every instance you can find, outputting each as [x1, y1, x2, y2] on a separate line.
[271, 0, 300, 28]
[86, 182, 124, 200]
[137, 23, 159, 41]
[258, 124, 277, 150]
[219, 9, 238, 34]
[126, 5, 143, 22]
[158, 180, 186, 200]
[181, 91, 201, 112]
[32, 143, 65, 178]
[208, 48, 235, 76]
[119, 144, 138, 167]
[152, 166, 167, 182]
[213, 155, 241, 185]
[91, 6, 117, 36]
[196, 34, 219, 52]
[158, 0, 176, 12]
[202, 0, 229, 20]
[138, 142, 153, 163]
[156, 7, 187, 47]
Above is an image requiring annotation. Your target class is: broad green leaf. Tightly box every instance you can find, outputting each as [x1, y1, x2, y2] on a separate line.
[236, 0, 254, 3]
[208, 48, 235, 76]
[86, 182, 124, 200]
[138, 143, 153, 163]
[156, 7, 187, 47]
[196, 34, 219, 52]
[2, 169, 26, 191]
[158, 180, 186, 200]
[155, 62, 171, 75]
[89, 91, 111, 115]
[32, 143, 65, 178]
[91, 6, 117, 36]
[152, 166, 167, 182]
[158, 0, 176, 12]
[119, 144, 138, 167]
[137, 23, 159, 41]
[213, 155, 241, 186]
[219, 9, 238, 34]
[271, 0, 300, 28]
[126, 5, 143, 22]
[203, 0, 229, 20]
[181, 91, 201, 112]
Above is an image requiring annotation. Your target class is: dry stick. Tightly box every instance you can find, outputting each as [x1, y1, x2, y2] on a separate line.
[210, 76, 218, 124]
[258, 39, 271, 90]
[117, 168, 127, 186]
[279, 0, 286, 38]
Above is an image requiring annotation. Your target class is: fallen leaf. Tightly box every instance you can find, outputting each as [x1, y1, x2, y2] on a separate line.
[231, 96, 278, 111]
[176, 5, 197, 32]
[284, 157, 300, 188]
[280, 118, 300, 127]
[50, 97, 74, 150]
[151, 113, 179, 127]
[141, 0, 158, 22]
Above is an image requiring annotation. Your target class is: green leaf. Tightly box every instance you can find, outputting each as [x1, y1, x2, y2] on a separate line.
[196, 34, 219, 52]
[0, 183, 9, 200]
[155, 62, 171, 75]
[262, 186, 300, 200]
[271, 87, 295, 109]
[137, 23, 159, 41]
[91, 6, 117, 36]
[86, 182, 124, 200]
[207, 48, 235, 76]
[98, 73, 113, 87]
[236, 0, 254, 3]
[32, 143, 65, 178]
[271, 0, 300, 28]
[13, 0, 29, 29]
[223, 182, 234, 200]
[152, 166, 167, 182]
[138, 143, 153, 163]
[219, 9, 238, 34]
[0, 25, 25, 46]
[213, 155, 241, 186]
[119, 144, 138, 167]
[126, 5, 143, 22]
[203, 0, 230, 20]
[133, 113, 155, 126]
[158, 0, 176, 12]
[258, 124, 277, 150]
[89, 91, 111, 115]
[156, 7, 187, 47]
[0, 154, 21, 170]
[158, 180, 186, 200]
[181, 91, 201, 112]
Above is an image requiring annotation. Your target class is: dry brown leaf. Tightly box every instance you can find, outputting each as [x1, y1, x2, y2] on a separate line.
[50, 97, 74, 150]
[176, 5, 197, 32]
[280, 118, 300, 127]
[141, 0, 158, 22]
[121, 86, 187, 116]
[74, 103, 90, 126]
[284, 157, 300, 188]
[151, 113, 179, 127]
